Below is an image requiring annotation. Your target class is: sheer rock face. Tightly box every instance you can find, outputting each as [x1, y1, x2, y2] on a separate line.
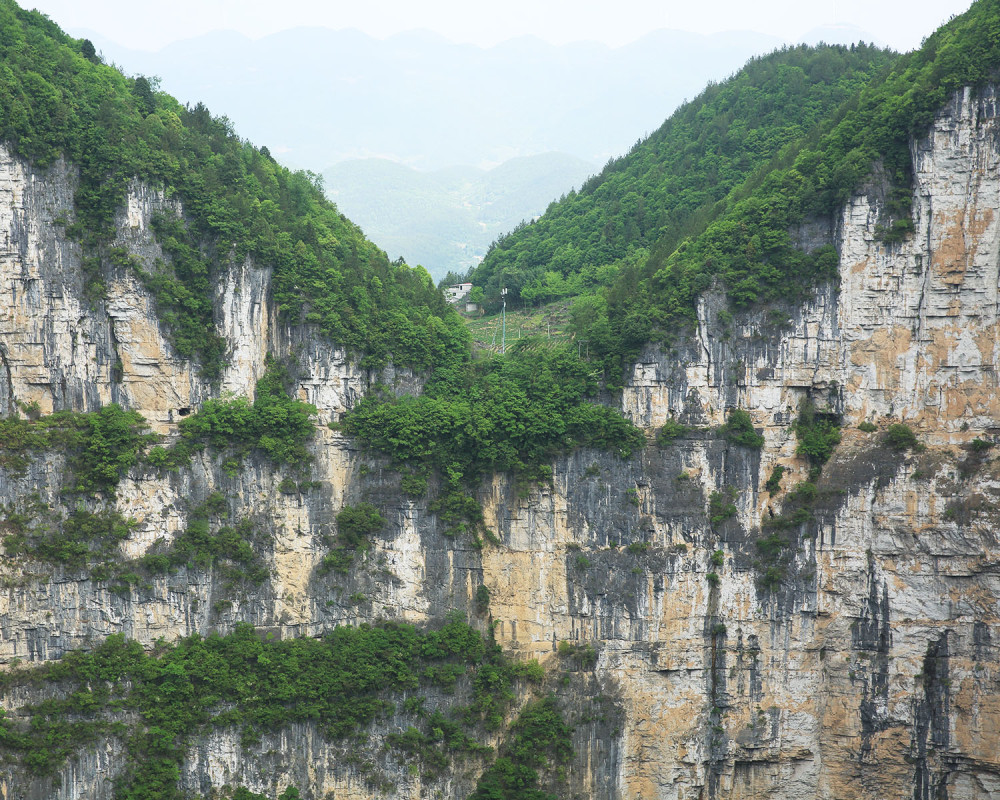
[2, 86, 1000, 800]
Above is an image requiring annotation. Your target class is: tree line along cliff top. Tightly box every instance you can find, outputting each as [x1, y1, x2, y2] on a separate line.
[0, 0, 463, 379]
[2, 0, 999, 383]
[472, 0, 1000, 378]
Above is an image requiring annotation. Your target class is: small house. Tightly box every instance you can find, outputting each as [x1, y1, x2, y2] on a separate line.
[446, 283, 473, 303]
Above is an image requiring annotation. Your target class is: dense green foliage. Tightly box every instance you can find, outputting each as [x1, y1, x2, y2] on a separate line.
[468, 696, 573, 800]
[0, 617, 545, 799]
[708, 488, 738, 524]
[140, 493, 268, 586]
[884, 423, 920, 451]
[0, 404, 155, 495]
[792, 399, 841, 477]
[342, 343, 645, 533]
[764, 464, 785, 494]
[472, 43, 893, 372]
[473, 44, 893, 306]
[0, 365, 315, 500]
[656, 418, 691, 446]
[603, 3, 1000, 349]
[319, 502, 386, 574]
[2, 502, 135, 571]
[151, 362, 318, 471]
[141, 215, 226, 373]
[719, 409, 765, 449]
[335, 502, 386, 547]
[0, 0, 460, 376]
[472, 2, 1000, 381]
[0, 366, 315, 492]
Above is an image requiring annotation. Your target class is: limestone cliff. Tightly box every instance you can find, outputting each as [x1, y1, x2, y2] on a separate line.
[2, 84, 1000, 800]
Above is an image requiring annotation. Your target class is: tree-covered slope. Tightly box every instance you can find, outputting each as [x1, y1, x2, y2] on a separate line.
[470, 43, 896, 307]
[0, 0, 645, 532]
[0, 0, 463, 377]
[473, 0, 1000, 382]
[595, 0, 1000, 356]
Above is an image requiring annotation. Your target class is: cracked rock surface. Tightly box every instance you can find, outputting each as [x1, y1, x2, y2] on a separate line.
[2, 86, 1000, 799]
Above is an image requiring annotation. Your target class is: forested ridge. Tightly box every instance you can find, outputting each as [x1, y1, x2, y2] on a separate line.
[471, 42, 895, 304]
[472, 0, 1000, 379]
[0, 0, 461, 377]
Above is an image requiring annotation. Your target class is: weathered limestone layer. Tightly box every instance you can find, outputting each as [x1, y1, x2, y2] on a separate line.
[1, 86, 1000, 800]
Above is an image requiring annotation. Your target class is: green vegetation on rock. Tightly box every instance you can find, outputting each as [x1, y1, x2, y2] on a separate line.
[792, 399, 841, 478]
[719, 409, 764, 449]
[708, 488, 738, 524]
[2, 502, 135, 572]
[2, 492, 267, 592]
[0, 617, 548, 799]
[764, 464, 785, 494]
[884, 423, 920, 452]
[656, 418, 691, 446]
[151, 361, 318, 472]
[0, 404, 155, 495]
[140, 493, 268, 586]
[468, 696, 573, 800]
[342, 343, 645, 535]
[0, 0, 459, 377]
[319, 502, 386, 574]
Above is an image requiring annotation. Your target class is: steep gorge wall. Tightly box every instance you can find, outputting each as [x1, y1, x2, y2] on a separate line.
[484, 84, 1000, 800]
[1, 86, 1000, 800]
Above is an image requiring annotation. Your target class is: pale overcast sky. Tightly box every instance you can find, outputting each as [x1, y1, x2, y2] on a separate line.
[27, 0, 974, 52]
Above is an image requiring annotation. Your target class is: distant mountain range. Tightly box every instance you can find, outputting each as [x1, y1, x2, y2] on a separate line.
[79, 23, 881, 277]
[324, 153, 596, 276]
[81, 26, 811, 169]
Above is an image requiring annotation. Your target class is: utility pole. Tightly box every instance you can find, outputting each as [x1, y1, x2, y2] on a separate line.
[501, 287, 507, 355]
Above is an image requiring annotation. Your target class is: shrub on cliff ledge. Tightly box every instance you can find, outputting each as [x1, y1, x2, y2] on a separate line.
[793, 399, 841, 477]
[0, 404, 155, 495]
[656, 417, 691, 446]
[719, 409, 764, 449]
[336, 502, 385, 548]
[158, 361, 317, 471]
[343, 343, 644, 535]
[0, 617, 537, 798]
[884, 423, 919, 452]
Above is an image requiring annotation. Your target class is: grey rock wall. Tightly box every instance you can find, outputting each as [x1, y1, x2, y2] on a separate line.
[2, 85, 1000, 799]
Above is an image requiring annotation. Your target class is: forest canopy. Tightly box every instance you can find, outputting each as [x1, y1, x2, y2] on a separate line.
[0, 0, 460, 377]
[472, 0, 1000, 377]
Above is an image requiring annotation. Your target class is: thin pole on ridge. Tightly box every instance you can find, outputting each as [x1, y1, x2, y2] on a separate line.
[501, 287, 507, 355]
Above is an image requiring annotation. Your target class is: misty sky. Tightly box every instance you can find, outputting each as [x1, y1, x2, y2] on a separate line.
[28, 0, 973, 52]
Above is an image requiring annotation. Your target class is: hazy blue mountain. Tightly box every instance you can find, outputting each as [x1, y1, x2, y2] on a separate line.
[74, 23, 880, 278]
[77, 26, 789, 170]
[324, 153, 596, 278]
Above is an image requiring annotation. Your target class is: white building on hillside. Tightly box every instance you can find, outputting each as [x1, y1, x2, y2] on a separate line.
[446, 283, 473, 303]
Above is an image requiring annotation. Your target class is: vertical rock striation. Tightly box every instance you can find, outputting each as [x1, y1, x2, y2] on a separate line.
[2, 87, 1000, 799]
